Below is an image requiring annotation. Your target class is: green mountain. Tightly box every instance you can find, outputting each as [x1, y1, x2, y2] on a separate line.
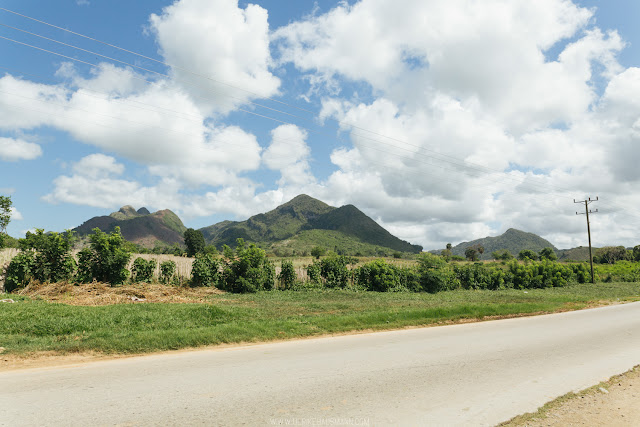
[445, 228, 557, 260]
[74, 206, 187, 248]
[200, 194, 423, 255]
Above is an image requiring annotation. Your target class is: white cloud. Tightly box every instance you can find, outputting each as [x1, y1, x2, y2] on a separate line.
[0, 137, 42, 161]
[263, 124, 315, 186]
[9, 207, 23, 221]
[149, 0, 280, 114]
[72, 154, 125, 179]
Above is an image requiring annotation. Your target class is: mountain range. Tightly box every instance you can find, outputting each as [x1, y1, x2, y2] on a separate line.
[73, 195, 423, 255]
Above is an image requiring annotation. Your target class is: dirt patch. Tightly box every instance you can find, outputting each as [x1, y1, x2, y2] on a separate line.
[16, 281, 223, 305]
[503, 366, 640, 426]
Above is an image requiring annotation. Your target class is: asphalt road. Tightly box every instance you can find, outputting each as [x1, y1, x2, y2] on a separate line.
[2, 302, 640, 426]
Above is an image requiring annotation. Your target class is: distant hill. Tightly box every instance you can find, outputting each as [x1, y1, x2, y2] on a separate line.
[436, 228, 557, 260]
[200, 194, 423, 255]
[74, 206, 187, 248]
[557, 246, 594, 262]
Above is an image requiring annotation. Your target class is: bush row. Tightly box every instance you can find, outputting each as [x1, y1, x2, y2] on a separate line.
[2, 229, 600, 294]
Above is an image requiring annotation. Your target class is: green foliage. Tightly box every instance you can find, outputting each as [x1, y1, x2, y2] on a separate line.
[539, 247, 557, 261]
[305, 262, 321, 284]
[317, 253, 357, 289]
[632, 246, 640, 262]
[278, 260, 297, 290]
[491, 250, 513, 260]
[190, 253, 221, 287]
[131, 257, 156, 283]
[219, 238, 274, 293]
[3, 251, 35, 292]
[506, 260, 575, 289]
[518, 249, 539, 261]
[77, 227, 131, 285]
[465, 247, 479, 261]
[310, 245, 327, 259]
[453, 263, 506, 290]
[355, 259, 406, 292]
[184, 228, 206, 257]
[416, 253, 459, 293]
[594, 246, 628, 264]
[0, 195, 11, 248]
[160, 260, 177, 284]
[18, 229, 76, 284]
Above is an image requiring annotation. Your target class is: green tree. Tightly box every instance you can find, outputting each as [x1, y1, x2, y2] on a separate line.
[539, 247, 557, 261]
[594, 246, 628, 264]
[77, 227, 131, 285]
[0, 195, 12, 248]
[633, 245, 640, 262]
[465, 247, 479, 261]
[310, 246, 327, 259]
[518, 249, 538, 261]
[19, 229, 76, 283]
[184, 228, 206, 257]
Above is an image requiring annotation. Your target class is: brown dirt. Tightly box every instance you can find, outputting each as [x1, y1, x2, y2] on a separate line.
[15, 281, 223, 305]
[503, 366, 640, 426]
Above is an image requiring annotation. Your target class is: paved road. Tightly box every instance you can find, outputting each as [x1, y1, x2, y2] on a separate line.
[2, 302, 640, 426]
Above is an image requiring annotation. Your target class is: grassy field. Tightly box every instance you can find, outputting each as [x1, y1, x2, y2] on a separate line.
[1, 282, 638, 356]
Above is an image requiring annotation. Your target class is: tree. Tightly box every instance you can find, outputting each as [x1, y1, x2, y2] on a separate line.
[311, 246, 327, 259]
[465, 247, 479, 261]
[539, 247, 557, 261]
[594, 246, 628, 264]
[492, 250, 513, 261]
[633, 245, 640, 262]
[0, 195, 12, 248]
[518, 249, 538, 261]
[184, 228, 205, 257]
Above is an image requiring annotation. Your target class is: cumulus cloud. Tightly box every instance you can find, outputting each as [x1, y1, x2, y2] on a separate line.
[0, 137, 42, 161]
[149, 0, 280, 114]
[263, 124, 315, 186]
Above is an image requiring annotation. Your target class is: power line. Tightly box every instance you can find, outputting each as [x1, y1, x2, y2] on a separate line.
[4, 9, 639, 227]
[0, 8, 592, 196]
[575, 196, 598, 283]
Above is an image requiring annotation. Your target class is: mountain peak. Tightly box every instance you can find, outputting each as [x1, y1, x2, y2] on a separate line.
[109, 205, 140, 220]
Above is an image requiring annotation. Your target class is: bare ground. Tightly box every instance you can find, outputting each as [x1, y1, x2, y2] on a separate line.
[503, 366, 640, 426]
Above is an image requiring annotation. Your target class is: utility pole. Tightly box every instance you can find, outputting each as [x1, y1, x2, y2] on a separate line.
[574, 197, 598, 284]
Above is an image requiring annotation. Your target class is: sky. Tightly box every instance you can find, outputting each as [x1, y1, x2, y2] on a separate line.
[1, 0, 640, 251]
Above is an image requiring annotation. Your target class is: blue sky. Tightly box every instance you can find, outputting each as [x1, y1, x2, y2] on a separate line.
[2, 0, 640, 250]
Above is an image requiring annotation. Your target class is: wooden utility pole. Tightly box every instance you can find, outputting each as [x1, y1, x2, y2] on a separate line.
[574, 197, 598, 284]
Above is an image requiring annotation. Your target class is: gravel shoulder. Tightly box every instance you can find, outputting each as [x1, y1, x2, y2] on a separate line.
[503, 365, 640, 426]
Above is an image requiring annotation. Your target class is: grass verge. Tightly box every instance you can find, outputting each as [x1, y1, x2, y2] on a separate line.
[1, 282, 639, 356]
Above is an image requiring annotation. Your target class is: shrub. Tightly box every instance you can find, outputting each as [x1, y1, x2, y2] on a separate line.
[191, 253, 221, 287]
[3, 251, 35, 292]
[355, 259, 404, 292]
[19, 229, 76, 284]
[219, 239, 274, 293]
[160, 260, 177, 284]
[77, 227, 131, 285]
[318, 254, 356, 289]
[416, 253, 458, 293]
[278, 260, 296, 290]
[305, 262, 321, 284]
[310, 246, 327, 259]
[132, 257, 156, 283]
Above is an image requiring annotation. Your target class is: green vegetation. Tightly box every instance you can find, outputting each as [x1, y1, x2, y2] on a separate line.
[451, 228, 557, 260]
[77, 227, 131, 285]
[183, 228, 205, 257]
[0, 195, 11, 249]
[1, 283, 638, 356]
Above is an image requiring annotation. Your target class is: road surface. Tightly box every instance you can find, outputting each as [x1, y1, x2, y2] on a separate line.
[2, 302, 640, 426]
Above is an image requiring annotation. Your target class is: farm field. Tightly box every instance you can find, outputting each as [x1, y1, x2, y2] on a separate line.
[1, 282, 639, 358]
